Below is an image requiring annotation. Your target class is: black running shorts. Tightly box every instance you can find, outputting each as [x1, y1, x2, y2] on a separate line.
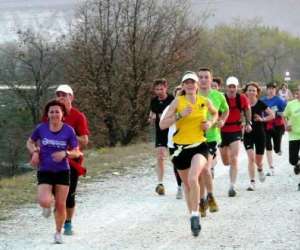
[207, 141, 218, 158]
[155, 129, 168, 147]
[37, 170, 70, 186]
[219, 131, 242, 147]
[171, 142, 209, 170]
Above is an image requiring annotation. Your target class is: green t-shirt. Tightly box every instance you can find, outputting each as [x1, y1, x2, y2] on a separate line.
[283, 99, 300, 141]
[199, 89, 229, 142]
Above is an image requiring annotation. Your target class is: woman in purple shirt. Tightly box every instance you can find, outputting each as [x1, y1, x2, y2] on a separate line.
[26, 100, 82, 244]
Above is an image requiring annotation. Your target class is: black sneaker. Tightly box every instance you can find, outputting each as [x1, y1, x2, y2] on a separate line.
[228, 187, 237, 197]
[294, 164, 300, 175]
[190, 216, 201, 237]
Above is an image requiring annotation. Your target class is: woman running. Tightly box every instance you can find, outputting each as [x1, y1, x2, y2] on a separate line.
[160, 71, 217, 236]
[243, 82, 274, 191]
[26, 100, 82, 244]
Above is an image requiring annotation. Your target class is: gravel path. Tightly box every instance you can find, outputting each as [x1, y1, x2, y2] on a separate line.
[0, 136, 299, 250]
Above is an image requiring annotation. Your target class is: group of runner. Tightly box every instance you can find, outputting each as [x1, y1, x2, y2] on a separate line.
[150, 68, 300, 236]
[24, 68, 300, 242]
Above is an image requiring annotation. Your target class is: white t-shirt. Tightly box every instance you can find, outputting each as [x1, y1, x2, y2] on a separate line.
[160, 106, 176, 148]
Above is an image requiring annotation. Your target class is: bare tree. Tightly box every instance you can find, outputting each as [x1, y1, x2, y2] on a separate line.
[0, 30, 63, 125]
[65, 0, 201, 146]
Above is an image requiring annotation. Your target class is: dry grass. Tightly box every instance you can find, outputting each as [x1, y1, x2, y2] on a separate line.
[0, 143, 154, 220]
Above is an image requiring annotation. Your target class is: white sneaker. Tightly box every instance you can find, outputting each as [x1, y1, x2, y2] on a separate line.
[54, 232, 63, 244]
[258, 171, 266, 183]
[176, 186, 183, 199]
[246, 182, 255, 191]
[42, 207, 51, 218]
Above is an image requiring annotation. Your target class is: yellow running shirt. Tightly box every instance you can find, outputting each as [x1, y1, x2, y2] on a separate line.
[173, 95, 208, 144]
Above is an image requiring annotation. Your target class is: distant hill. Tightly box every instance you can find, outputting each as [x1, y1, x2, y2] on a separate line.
[0, 0, 299, 42]
[191, 0, 299, 37]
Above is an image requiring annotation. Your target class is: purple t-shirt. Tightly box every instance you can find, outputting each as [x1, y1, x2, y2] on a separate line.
[31, 123, 78, 172]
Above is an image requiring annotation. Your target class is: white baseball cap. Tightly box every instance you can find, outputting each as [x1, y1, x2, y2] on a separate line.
[226, 76, 239, 86]
[182, 72, 199, 83]
[55, 84, 73, 96]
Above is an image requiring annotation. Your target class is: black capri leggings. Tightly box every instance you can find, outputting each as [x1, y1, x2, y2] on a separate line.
[265, 125, 285, 153]
[289, 140, 300, 166]
[66, 167, 79, 208]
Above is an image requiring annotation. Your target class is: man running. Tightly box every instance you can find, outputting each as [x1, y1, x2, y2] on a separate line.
[55, 84, 90, 235]
[261, 82, 287, 176]
[197, 68, 229, 217]
[219, 76, 252, 197]
[149, 79, 174, 195]
[283, 84, 300, 191]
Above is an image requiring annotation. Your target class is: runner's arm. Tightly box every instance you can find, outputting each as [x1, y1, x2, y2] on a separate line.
[206, 99, 218, 125]
[77, 135, 88, 147]
[159, 99, 178, 129]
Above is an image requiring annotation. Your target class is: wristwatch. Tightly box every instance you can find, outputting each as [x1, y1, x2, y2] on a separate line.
[175, 112, 182, 121]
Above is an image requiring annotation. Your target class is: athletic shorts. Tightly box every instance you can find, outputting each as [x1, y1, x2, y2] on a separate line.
[155, 129, 168, 147]
[37, 170, 70, 186]
[171, 142, 208, 170]
[219, 131, 242, 147]
[207, 141, 217, 158]
[243, 131, 266, 155]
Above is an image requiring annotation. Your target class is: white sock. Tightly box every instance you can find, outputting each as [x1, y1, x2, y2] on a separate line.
[191, 211, 199, 217]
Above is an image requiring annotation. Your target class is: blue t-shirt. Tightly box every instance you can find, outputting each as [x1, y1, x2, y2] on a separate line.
[31, 123, 78, 172]
[261, 95, 286, 114]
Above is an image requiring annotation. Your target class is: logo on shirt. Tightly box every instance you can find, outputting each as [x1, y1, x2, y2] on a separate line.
[42, 138, 67, 148]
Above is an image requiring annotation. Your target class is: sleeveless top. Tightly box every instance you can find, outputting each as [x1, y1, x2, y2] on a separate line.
[173, 95, 208, 145]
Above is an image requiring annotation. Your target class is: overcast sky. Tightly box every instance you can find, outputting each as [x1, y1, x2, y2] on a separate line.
[0, 0, 298, 42]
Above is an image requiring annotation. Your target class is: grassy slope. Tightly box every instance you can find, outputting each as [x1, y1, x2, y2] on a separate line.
[0, 143, 153, 220]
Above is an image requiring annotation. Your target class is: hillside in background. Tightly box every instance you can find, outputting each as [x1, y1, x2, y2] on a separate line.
[0, 0, 299, 42]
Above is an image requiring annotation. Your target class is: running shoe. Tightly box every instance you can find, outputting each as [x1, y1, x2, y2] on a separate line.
[42, 207, 51, 218]
[258, 170, 266, 183]
[199, 198, 208, 217]
[246, 182, 255, 191]
[155, 184, 165, 195]
[266, 167, 274, 176]
[207, 195, 219, 213]
[190, 216, 201, 237]
[54, 232, 63, 244]
[294, 164, 300, 175]
[64, 222, 73, 235]
[228, 187, 237, 197]
[176, 186, 183, 199]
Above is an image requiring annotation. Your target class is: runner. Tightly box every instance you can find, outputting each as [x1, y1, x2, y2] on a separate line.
[261, 82, 287, 176]
[219, 76, 252, 197]
[197, 68, 229, 217]
[283, 84, 300, 191]
[55, 85, 90, 235]
[149, 79, 174, 195]
[26, 100, 82, 244]
[212, 77, 223, 91]
[278, 83, 293, 101]
[160, 85, 183, 199]
[160, 71, 218, 236]
[243, 82, 274, 191]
